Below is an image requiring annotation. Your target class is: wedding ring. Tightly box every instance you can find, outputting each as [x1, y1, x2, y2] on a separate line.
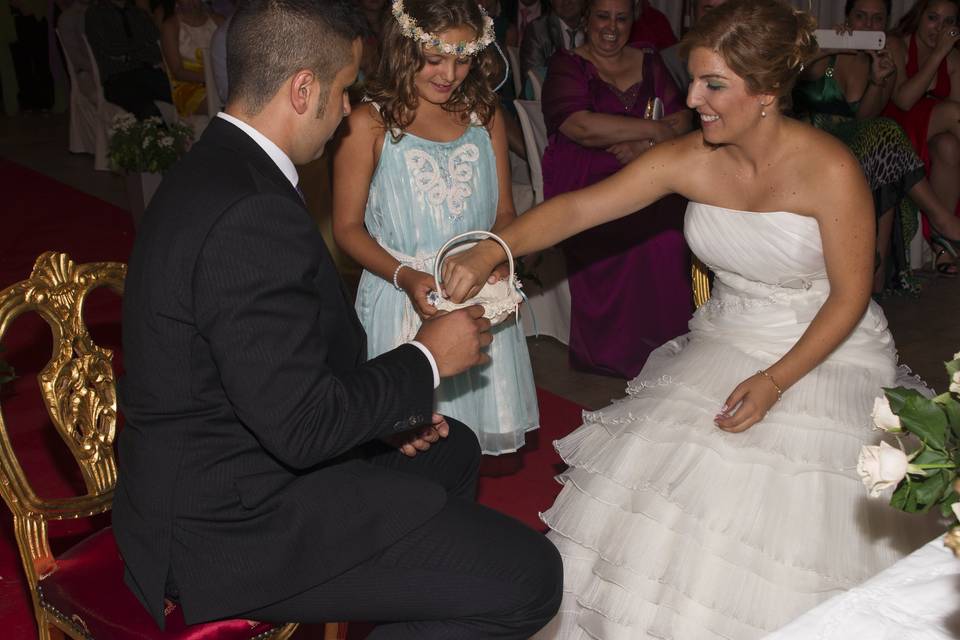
[952, 30, 959, 37]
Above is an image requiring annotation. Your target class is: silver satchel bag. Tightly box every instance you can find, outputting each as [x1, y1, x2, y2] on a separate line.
[427, 230, 524, 326]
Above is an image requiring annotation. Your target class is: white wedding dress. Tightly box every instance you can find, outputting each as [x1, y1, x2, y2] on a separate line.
[536, 203, 940, 640]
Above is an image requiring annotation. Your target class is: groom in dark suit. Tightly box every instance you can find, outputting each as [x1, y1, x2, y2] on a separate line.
[113, 0, 562, 637]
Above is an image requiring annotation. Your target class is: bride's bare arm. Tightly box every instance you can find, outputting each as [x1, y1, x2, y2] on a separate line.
[717, 143, 875, 432]
[441, 134, 690, 301]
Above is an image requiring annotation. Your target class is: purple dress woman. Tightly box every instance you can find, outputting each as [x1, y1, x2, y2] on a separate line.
[541, 45, 691, 378]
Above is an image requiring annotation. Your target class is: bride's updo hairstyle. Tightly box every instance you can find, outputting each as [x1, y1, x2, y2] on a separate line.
[679, 0, 818, 110]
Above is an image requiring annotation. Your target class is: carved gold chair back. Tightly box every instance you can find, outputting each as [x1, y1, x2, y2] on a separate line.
[0, 253, 319, 640]
[0, 253, 126, 607]
[692, 256, 711, 309]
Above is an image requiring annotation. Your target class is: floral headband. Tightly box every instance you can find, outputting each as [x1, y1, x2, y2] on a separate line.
[391, 0, 496, 57]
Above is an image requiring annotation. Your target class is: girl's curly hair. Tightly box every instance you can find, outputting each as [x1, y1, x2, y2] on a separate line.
[364, 0, 502, 140]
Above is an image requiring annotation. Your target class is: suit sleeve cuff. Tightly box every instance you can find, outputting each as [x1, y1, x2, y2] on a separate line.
[408, 341, 440, 389]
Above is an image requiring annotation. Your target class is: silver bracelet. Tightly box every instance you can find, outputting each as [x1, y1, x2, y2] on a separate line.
[392, 263, 408, 291]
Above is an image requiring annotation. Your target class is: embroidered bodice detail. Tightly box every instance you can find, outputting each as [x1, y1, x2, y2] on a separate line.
[404, 142, 481, 221]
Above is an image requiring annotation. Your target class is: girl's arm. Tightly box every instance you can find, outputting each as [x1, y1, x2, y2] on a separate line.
[489, 106, 518, 234]
[160, 18, 204, 84]
[855, 51, 896, 119]
[717, 143, 875, 432]
[948, 50, 960, 101]
[889, 32, 959, 110]
[332, 105, 438, 318]
[560, 111, 676, 147]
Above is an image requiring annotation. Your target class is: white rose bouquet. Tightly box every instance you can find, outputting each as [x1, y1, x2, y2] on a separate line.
[858, 351, 960, 553]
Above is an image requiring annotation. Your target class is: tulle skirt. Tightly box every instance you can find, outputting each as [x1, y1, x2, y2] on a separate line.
[535, 278, 940, 639]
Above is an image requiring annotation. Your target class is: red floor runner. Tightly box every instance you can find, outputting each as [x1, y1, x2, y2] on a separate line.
[0, 161, 586, 637]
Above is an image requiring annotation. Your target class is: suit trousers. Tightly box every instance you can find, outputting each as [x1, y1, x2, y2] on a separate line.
[240, 420, 563, 639]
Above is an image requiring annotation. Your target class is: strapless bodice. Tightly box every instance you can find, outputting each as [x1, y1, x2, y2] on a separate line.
[685, 202, 826, 291]
[682, 202, 895, 372]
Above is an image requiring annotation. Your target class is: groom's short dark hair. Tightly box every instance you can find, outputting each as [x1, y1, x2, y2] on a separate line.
[227, 0, 368, 115]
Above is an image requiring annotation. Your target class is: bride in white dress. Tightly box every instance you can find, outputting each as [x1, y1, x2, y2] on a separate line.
[441, 0, 941, 638]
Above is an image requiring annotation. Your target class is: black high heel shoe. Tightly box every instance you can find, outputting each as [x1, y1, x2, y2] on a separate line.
[931, 233, 959, 278]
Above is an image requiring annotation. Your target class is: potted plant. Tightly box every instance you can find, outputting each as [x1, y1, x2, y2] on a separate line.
[107, 114, 194, 227]
[858, 351, 960, 553]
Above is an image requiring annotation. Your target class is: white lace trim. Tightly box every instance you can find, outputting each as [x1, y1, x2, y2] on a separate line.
[404, 143, 480, 220]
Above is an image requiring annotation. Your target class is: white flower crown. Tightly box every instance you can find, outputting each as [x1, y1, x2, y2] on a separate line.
[391, 0, 496, 57]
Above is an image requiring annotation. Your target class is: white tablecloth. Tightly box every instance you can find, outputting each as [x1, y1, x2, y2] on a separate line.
[766, 535, 960, 639]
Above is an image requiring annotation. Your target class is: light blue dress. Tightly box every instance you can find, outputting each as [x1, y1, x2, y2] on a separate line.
[355, 111, 540, 455]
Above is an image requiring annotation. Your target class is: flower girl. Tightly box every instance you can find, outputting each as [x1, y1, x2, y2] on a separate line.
[333, 0, 538, 455]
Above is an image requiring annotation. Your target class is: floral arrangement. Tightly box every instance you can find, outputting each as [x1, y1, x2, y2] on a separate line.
[392, 0, 495, 56]
[858, 351, 960, 553]
[107, 114, 193, 174]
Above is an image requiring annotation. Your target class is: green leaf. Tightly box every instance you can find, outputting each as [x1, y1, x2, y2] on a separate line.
[898, 395, 949, 451]
[883, 386, 926, 414]
[913, 446, 950, 467]
[947, 358, 960, 378]
[937, 394, 960, 439]
[890, 479, 917, 512]
[941, 492, 959, 519]
[912, 470, 952, 513]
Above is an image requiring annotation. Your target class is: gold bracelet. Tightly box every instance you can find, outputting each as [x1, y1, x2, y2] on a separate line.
[756, 369, 783, 401]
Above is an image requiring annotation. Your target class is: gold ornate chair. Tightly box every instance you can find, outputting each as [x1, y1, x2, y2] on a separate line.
[692, 256, 712, 309]
[0, 253, 344, 640]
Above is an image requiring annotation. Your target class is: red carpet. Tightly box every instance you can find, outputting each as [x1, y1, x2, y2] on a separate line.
[0, 161, 586, 638]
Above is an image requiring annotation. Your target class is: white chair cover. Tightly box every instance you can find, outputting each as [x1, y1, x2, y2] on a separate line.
[513, 98, 571, 345]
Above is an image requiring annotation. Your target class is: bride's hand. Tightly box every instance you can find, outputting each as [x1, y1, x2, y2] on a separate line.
[714, 373, 781, 432]
[441, 240, 505, 303]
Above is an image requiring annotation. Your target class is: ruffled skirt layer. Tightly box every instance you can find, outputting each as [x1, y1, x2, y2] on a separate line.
[536, 286, 939, 639]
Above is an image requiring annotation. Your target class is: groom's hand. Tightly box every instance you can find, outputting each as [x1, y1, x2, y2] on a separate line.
[387, 414, 450, 457]
[415, 305, 492, 377]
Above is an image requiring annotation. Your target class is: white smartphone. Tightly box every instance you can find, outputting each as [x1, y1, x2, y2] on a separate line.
[813, 29, 886, 51]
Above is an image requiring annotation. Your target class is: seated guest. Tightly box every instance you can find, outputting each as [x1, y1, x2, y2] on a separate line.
[794, 0, 960, 292]
[208, 12, 229, 105]
[511, 0, 546, 46]
[478, 0, 527, 158]
[113, 0, 562, 635]
[84, 0, 172, 119]
[541, 0, 691, 377]
[661, 0, 724, 92]
[628, 0, 675, 50]
[884, 0, 960, 275]
[159, 0, 222, 117]
[519, 0, 584, 88]
[57, 0, 98, 101]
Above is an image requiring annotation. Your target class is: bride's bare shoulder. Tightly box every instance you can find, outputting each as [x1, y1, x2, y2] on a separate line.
[788, 121, 864, 184]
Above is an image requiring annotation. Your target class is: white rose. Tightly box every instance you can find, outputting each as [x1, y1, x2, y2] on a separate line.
[952, 502, 960, 522]
[857, 441, 909, 497]
[950, 371, 960, 395]
[871, 396, 903, 433]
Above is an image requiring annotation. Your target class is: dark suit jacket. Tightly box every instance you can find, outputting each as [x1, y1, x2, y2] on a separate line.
[114, 117, 442, 628]
[519, 14, 576, 84]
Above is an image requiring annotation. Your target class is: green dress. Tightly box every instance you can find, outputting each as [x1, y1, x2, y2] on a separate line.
[793, 56, 923, 294]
